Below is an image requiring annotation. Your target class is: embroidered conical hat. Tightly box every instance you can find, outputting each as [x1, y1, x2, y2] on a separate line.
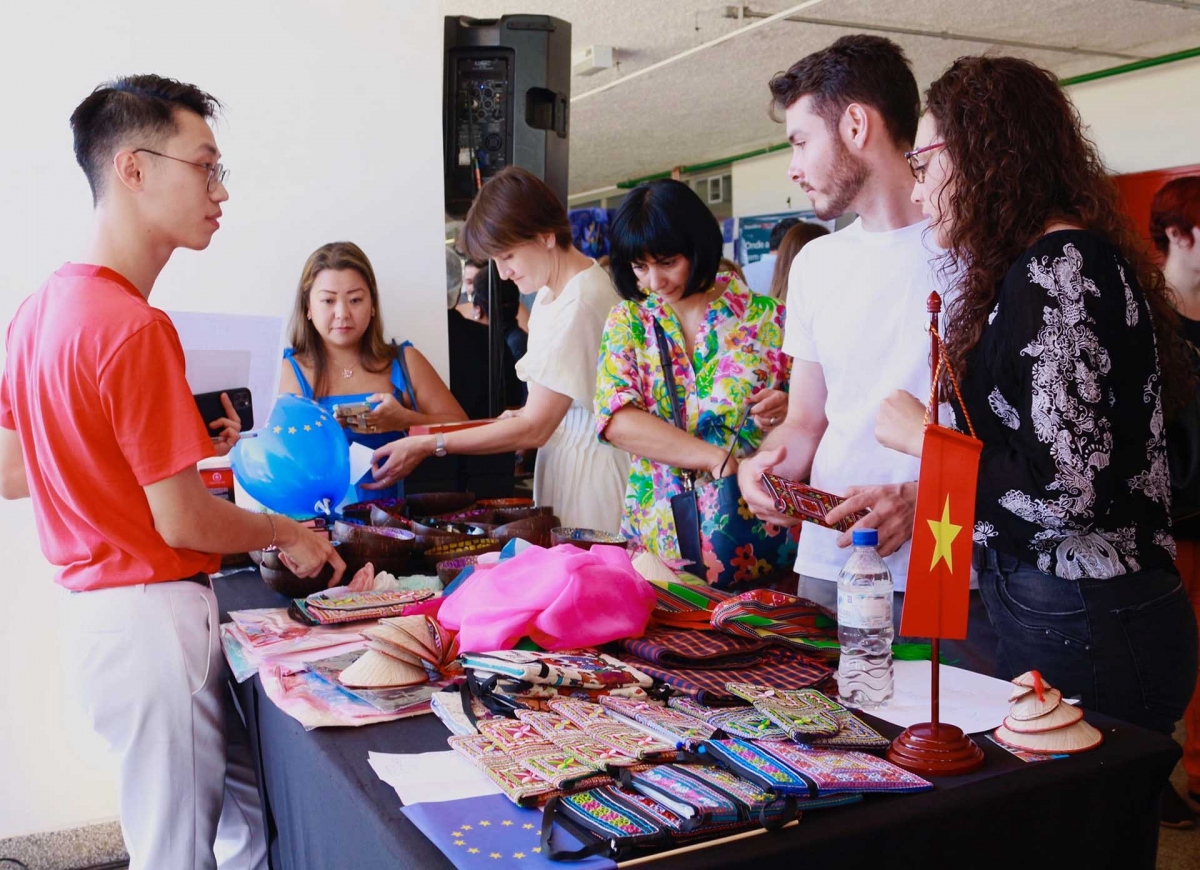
[1002, 701, 1083, 734]
[338, 649, 428, 688]
[1010, 687, 1063, 721]
[993, 719, 1102, 754]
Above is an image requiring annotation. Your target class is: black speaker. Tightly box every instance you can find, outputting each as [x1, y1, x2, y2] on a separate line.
[443, 14, 571, 217]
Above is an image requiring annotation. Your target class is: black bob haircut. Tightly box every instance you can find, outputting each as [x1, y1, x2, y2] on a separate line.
[609, 179, 723, 302]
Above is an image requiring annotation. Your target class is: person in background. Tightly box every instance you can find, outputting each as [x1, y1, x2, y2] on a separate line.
[456, 256, 486, 319]
[719, 256, 748, 284]
[367, 167, 631, 532]
[767, 222, 830, 300]
[874, 56, 1197, 825]
[742, 216, 800, 295]
[738, 36, 997, 679]
[1150, 175, 1200, 822]
[445, 248, 522, 419]
[280, 241, 467, 500]
[596, 179, 790, 580]
[0, 74, 342, 870]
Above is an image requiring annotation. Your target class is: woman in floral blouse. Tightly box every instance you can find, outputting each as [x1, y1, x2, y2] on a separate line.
[595, 179, 791, 583]
[875, 56, 1197, 748]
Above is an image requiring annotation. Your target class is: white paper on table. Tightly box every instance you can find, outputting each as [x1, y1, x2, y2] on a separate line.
[866, 661, 1013, 734]
[349, 442, 375, 485]
[167, 310, 287, 431]
[368, 750, 501, 806]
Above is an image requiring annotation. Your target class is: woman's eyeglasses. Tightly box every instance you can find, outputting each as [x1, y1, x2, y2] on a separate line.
[904, 142, 944, 184]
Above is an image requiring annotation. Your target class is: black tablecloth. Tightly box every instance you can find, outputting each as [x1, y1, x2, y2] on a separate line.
[215, 570, 1181, 870]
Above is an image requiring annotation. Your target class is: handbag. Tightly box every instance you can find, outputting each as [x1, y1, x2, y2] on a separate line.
[652, 320, 796, 589]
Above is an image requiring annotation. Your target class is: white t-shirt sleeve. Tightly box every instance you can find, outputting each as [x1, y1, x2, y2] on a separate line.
[781, 245, 818, 363]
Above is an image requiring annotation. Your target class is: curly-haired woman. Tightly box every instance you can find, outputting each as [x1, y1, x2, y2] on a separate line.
[874, 56, 1197, 769]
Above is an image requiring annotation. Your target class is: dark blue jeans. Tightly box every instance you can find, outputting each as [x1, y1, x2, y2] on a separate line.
[974, 546, 1198, 736]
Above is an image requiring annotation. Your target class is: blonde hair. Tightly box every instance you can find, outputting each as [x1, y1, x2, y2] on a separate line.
[289, 242, 394, 399]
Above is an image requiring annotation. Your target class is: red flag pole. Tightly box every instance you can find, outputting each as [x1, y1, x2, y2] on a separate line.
[884, 291, 984, 776]
[927, 292, 941, 732]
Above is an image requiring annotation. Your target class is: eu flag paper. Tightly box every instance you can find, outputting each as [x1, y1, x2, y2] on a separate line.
[402, 793, 616, 869]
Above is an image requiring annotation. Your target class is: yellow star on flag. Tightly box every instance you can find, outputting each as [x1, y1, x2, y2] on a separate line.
[273, 426, 282, 434]
[468, 848, 479, 854]
[315, 420, 322, 427]
[522, 823, 534, 830]
[303, 424, 312, 431]
[513, 853, 525, 859]
[927, 495, 962, 572]
[501, 820, 513, 827]
[451, 832, 461, 838]
[454, 841, 464, 847]
[479, 820, 491, 827]
[532, 847, 542, 854]
[490, 853, 502, 859]
[287, 426, 297, 435]
[461, 825, 472, 831]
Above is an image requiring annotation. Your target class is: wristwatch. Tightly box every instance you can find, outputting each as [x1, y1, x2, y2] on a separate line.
[434, 432, 448, 458]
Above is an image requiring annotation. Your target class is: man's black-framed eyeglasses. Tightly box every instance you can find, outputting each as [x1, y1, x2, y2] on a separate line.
[133, 148, 228, 191]
[903, 142, 944, 184]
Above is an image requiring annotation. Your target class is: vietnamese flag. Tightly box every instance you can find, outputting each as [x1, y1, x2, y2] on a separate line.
[900, 424, 982, 640]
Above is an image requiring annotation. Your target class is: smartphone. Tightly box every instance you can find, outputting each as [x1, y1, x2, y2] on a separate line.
[760, 472, 868, 533]
[332, 401, 372, 420]
[194, 388, 253, 432]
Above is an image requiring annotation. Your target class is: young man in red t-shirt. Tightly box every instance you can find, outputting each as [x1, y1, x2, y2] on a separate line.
[0, 76, 344, 869]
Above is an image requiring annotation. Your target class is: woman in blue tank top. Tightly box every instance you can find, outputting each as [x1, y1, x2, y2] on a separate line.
[279, 242, 467, 500]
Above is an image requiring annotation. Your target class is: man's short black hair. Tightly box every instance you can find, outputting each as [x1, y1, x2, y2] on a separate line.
[609, 179, 723, 303]
[768, 218, 801, 251]
[768, 35, 919, 149]
[69, 74, 221, 204]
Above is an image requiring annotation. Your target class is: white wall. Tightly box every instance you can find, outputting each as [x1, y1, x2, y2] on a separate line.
[731, 149, 809, 219]
[0, 0, 447, 839]
[731, 56, 1200, 223]
[1069, 55, 1200, 174]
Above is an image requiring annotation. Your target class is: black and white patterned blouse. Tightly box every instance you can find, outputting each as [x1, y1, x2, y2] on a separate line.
[955, 230, 1175, 580]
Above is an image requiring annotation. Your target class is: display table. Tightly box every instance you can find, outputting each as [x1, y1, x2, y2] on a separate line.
[215, 570, 1180, 870]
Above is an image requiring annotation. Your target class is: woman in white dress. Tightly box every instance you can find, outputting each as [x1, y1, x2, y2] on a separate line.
[365, 167, 630, 532]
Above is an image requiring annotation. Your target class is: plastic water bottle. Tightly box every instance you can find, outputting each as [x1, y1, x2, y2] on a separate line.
[836, 528, 894, 709]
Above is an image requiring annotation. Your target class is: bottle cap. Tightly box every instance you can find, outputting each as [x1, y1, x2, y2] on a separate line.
[851, 528, 878, 547]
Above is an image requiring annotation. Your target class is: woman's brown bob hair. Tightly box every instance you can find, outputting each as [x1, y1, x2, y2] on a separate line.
[459, 166, 572, 261]
[289, 241, 395, 400]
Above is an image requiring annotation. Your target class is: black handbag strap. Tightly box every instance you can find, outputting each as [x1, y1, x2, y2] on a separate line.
[653, 320, 695, 488]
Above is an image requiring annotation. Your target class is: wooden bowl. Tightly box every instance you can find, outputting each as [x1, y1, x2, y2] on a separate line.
[492, 515, 560, 548]
[476, 498, 535, 510]
[331, 521, 416, 576]
[424, 537, 502, 570]
[492, 505, 556, 524]
[369, 505, 411, 530]
[435, 555, 479, 586]
[341, 497, 405, 525]
[550, 527, 629, 550]
[404, 492, 476, 519]
[251, 548, 337, 598]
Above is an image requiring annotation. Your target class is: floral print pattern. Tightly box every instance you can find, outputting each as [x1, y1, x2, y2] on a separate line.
[595, 274, 790, 563]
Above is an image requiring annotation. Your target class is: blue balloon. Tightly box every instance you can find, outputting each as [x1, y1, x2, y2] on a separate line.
[231, 395, 351, 518]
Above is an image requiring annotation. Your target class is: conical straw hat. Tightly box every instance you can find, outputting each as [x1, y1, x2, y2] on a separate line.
[1003, 701, 1083, 734]
[380, 615, 439, 659]
[362, 625, 430, 666]
[1010, 687, 1063, 721]
[993, 719, 1103, 754]
[1011, 670, 1044, 689]
[1009, 685, 1034, 703]
[339, 649, 428, 688]
[365, 639, 425, 668]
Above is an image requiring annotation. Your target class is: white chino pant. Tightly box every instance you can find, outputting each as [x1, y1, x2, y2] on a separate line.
[62, 578, 266, 870]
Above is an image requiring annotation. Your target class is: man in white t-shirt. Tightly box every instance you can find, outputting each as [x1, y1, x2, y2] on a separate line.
[739, 35, 996, 675]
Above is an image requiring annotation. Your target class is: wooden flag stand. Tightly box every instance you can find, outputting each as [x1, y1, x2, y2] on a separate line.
[885, 292, 985, 776]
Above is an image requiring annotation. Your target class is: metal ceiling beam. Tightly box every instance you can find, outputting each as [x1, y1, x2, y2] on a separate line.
[724, 5, 1148, 61]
